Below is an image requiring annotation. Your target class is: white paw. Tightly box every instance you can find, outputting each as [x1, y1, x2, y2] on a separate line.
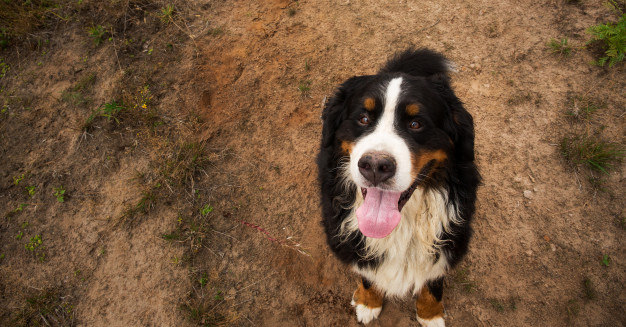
[417, 316, 445, 327]
[351, 301, 382, 324]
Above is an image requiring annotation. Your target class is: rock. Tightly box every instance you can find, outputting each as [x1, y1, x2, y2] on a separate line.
[523, 190, 533, 199]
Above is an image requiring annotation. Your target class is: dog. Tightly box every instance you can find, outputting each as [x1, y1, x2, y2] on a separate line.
[317, 48, 480, 326]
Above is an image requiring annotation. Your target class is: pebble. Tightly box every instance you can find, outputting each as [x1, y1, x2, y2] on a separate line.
[523, 190, 533, 199]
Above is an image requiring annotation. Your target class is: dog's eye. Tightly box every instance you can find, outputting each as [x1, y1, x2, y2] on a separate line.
[358, 114, 371, 126]
[408, 120, 421, 130]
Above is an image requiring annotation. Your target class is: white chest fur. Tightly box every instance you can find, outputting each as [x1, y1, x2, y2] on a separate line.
[340, 187, 459, 297]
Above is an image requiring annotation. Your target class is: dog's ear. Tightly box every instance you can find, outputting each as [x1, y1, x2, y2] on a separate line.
[320, 76, 372, 149]
[430, 74, 475, 163]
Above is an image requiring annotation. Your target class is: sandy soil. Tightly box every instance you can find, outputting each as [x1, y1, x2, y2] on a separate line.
[1, 0, 624, 326]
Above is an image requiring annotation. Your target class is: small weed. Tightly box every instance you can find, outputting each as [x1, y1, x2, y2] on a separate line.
[452, 268, 477, 293]
[53, 186, 66, 202]
[100, 101, 125, 123]
[601, 254, 611, 267]
[200, 204, 213, 216]
[298, 80, 311, 94]
[12, 290, 75, 326]
[0, 58, 9, 78]
[16, 231, 23, 240]
[162, 232, 180, 241]
[21, 221, 29, 229]
[560, 135, 625, 174]
[304, 59, 310, 71]
[582, 277, 597, 300]
[587, 14, 626, 67]
[565, 299, 580, 322]
[13, 173, 25, 185]
[208, 27, 224, 36]
[13, 203, 28, 213]
[135, 191, 156, 213]
[199, 273, 208, 287]
[548, 38, 573, 57]
[506, 92, 534, 105]
[489, 298, 505, 313]
[160, 5, 175, 24]
[214, 290, 223, 301]
[25, 234, 43, 252]
[61, 73, 95, 107]
[88, 25, 105, 46]
[565, 95, 604, 121]
[25, 185, 36, 197]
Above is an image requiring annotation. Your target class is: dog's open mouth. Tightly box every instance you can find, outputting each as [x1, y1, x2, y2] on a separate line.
[355, 160, 435, 239]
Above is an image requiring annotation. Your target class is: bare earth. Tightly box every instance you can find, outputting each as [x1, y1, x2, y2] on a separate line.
[1, 0, 624, 326]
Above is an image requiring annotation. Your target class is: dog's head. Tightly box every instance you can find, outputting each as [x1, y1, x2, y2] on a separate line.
[320, 49, 475, 238]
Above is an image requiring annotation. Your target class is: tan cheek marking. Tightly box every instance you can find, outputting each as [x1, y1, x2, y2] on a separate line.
[411, 149, 447, 179]
[364, 97, 376, 111]
[406, 103, 420, 116]
[416, 286, 444, 319]
[353, 281, 383, 308]
[341, 140, 354, 155]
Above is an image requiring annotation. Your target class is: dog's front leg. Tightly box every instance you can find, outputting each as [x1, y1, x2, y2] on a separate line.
[416, 278, 445, 327]
[351, 277, 383, 324]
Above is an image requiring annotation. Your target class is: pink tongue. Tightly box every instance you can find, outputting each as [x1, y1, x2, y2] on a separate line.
[356, 188, 402, 238]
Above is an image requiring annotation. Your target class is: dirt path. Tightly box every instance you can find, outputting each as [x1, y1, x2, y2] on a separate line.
[1, 0, 624, 326]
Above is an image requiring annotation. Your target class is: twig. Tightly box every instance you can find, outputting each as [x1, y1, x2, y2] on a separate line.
[110, 27, 123, 73]
[416, 19, 440, 34]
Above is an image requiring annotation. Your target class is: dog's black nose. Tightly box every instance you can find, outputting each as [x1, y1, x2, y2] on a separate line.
[358, 152, 396, 186]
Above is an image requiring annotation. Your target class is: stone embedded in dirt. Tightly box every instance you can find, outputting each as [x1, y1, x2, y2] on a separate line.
[523, 190, 533, 199]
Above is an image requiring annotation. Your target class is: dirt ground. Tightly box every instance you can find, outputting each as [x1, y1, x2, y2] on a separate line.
[1, 0, 624, 326]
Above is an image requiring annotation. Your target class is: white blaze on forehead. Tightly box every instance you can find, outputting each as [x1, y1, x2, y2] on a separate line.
[350, 77, 414, 192]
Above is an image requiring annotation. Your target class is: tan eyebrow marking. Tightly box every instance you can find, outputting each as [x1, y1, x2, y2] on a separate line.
[406, 103, 420, 116]
[364, 97, 376, 111]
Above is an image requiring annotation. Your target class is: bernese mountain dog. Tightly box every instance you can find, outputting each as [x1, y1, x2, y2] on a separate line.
[317, 48, 480, 326]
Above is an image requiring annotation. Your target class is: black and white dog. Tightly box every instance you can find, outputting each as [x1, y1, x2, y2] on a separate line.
[317, 48, 480, 326]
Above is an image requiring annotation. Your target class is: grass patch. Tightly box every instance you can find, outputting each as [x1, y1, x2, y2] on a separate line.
[11, 290, 75, 327]
[582, 277, 597, 300]
[565, 95, 605, 121]
[452, 268, 477, 293]
[488, 298, 505, 313]
[88, 25, 106, 46]
[53, 186, 66, 203]
[548, 38, 573, 57]
[587, 13, 625, 67]
[298, 80, 311, 95]
[61, 73, 96, 107]
[560, 135, 625, 175]
[160, 5, 175, 24]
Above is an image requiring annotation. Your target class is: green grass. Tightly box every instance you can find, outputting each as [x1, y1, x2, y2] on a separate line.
[582, 277, 597, 300]
[160, 5, 174, 24]
[587, 14, 626, 67]
[565, 95, 605, 121]
[88, 25, 105, 46]
[200, 204, 213, 216]
[548, 38, 573, 57]
[11, 290, 75, 326]
[62, 73, 96, 107]
[601, 254, 611, 267]
[489, 298, 505, 313]
[298, 80, 311, 94]
[53, 186, 66, 202]
[0, 57, 9, 78]
[560, 135, 625, 175]
[452, 268, 477, 293]
[13, 173, 25, 185]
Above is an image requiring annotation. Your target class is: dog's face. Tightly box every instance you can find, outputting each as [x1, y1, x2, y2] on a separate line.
[323, 72, 474, 238]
